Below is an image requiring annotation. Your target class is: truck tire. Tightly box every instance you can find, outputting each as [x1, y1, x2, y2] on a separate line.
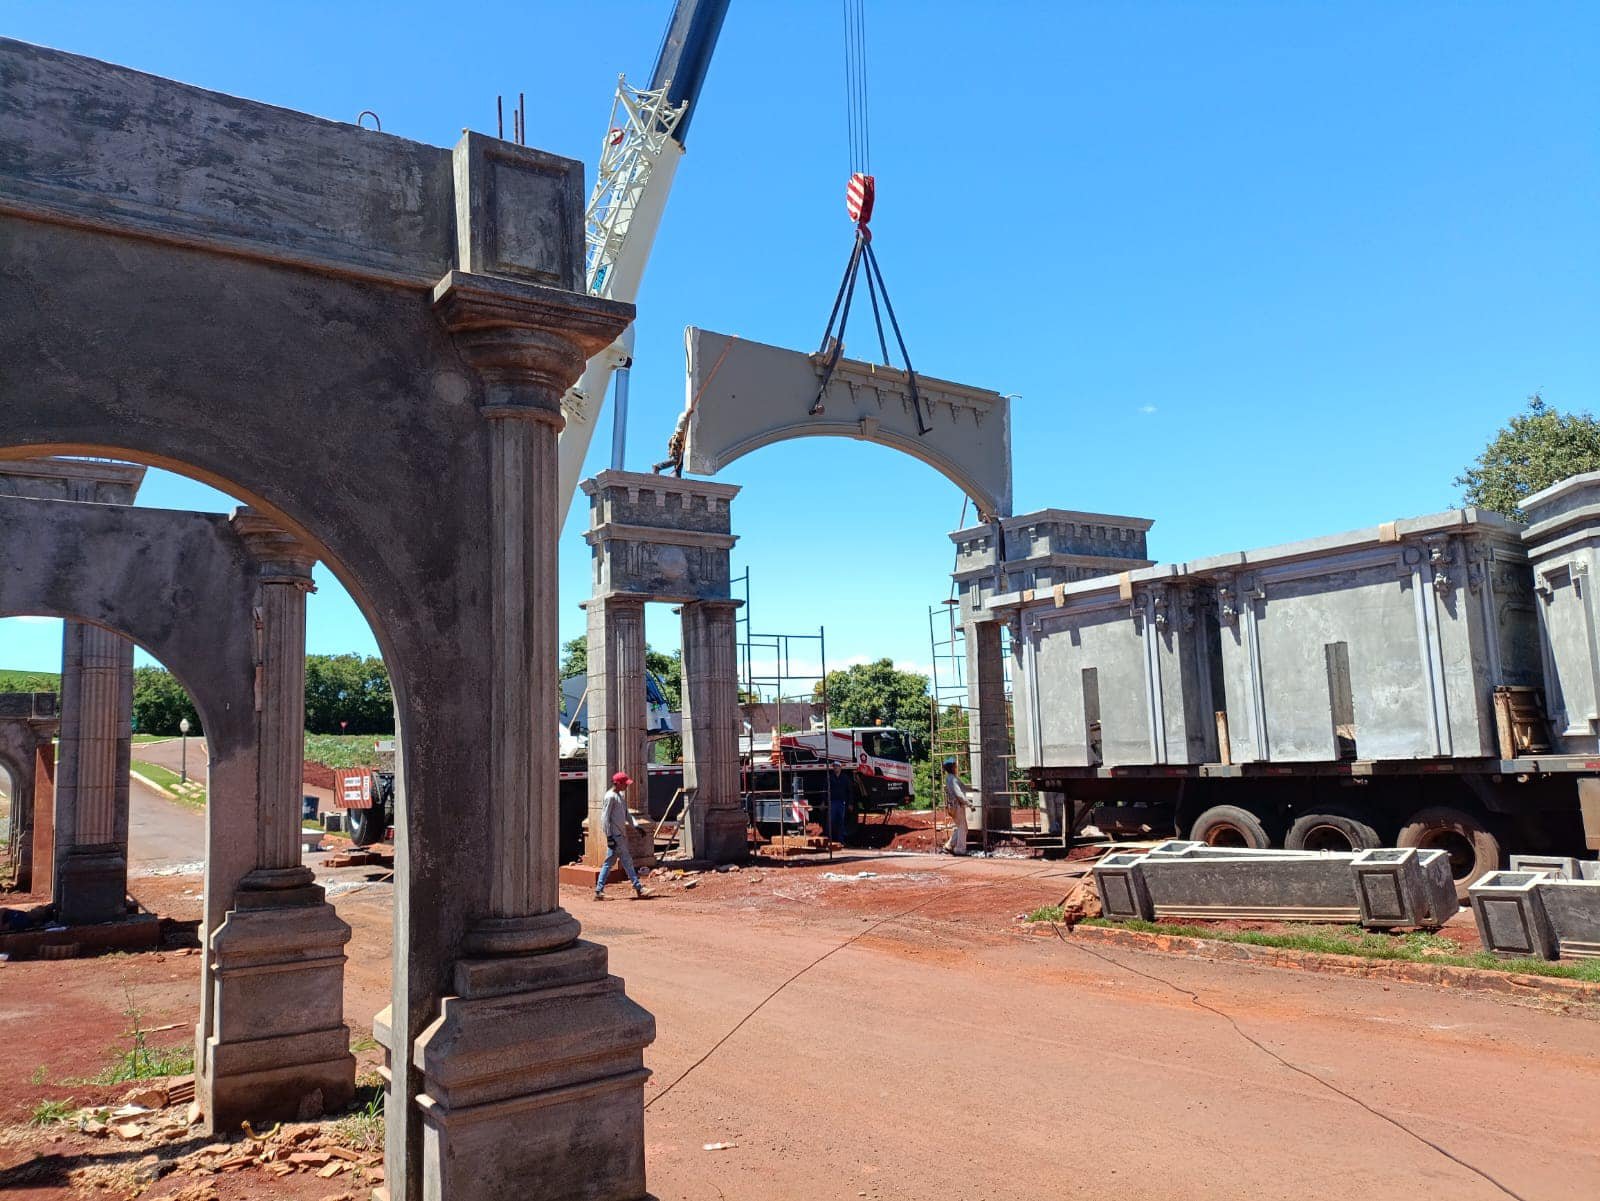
[347, 804, 382, 847]
[1397, 806, 1501, 900]
[1188, 805, 1271, 849]
[1285, 809, 1382, 853]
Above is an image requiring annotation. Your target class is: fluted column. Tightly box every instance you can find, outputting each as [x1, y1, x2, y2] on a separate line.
[965, 618, 1012, 836]
[584, 595, 653, 866]
[54, 621, 134, 924]
[233, 510, 318, 888]
[680, 599, 746, 863]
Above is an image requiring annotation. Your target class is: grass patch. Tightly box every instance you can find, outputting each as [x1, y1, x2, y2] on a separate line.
[28, 1098, 76, 1127]
[93, 985, 197, 1084]
[1082, 918, 1600, 982]
[0, 669, 59, 693]
[131, 734, 170, 744]
[1024, 904, 1067, 924]
[349, 1035, 379, 1054]
[332, 1074, 385, 1152]
[130, 760, 206, 810]
[304, 734, 383, 770]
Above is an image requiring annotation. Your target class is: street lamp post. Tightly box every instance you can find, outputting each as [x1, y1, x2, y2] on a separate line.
[179, 716, 191, 784]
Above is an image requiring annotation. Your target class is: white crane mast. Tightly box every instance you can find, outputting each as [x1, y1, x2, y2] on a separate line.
[555, 80, 686, 522]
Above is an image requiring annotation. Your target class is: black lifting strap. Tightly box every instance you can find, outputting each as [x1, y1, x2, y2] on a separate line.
[809, 231, 931, 436]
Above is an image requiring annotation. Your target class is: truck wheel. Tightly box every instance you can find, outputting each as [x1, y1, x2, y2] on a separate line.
[1285, 810, 1381, 853]
[1188, 805, 1271, 849]
[1397, 806, 1501, 900]
[347, 805, 381, 847]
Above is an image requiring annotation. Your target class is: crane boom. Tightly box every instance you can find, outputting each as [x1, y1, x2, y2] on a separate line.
[557, 0, 730, 523]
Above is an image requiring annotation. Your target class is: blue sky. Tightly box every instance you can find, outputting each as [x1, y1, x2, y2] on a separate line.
[2, 0, 1595, 687]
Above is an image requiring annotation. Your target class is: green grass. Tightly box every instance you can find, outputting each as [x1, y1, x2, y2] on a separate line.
[130, 759, 207, 810]
[0, 669, 59, 693]
[1081, 918, 1600, 983]
[332, 1073, 385, 1152]
[28, 1098, 76, 1127]
[94, 1042, 194, 1085]
[1024, 904, 1068, 924]
[349, 1035, 379, 1054]
[131, 734, 170, 744]
[304, 733, 384, 769]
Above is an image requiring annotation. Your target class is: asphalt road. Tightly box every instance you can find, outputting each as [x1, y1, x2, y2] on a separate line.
[127, 773, 205, 874]
[134, 735, 208, 786]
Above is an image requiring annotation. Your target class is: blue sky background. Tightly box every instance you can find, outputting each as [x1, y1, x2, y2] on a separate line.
[2, 1, 1595, 686]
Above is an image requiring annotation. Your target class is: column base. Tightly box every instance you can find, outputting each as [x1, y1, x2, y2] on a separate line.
[581, 819, 657, 870]
[682, 803, 747, 864]
[54, 847, 128, 925]
[414, 937, 655, 1201]
[201, 892, 355, 1133]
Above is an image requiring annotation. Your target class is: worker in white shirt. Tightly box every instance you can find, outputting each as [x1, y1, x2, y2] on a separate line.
[941, 758, 970, 856]
[595, 771, 648, 899]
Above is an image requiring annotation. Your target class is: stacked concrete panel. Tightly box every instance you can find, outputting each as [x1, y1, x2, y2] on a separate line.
[1520, 471, 1600, 754]
[994, 506, 1537, 770]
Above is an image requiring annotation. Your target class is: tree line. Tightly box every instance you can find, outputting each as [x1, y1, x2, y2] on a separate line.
[131, 654, 394, 737]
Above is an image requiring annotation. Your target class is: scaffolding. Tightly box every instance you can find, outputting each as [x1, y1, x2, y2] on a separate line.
[927, 601, 1052, 853]
[733, 570, 837, 855]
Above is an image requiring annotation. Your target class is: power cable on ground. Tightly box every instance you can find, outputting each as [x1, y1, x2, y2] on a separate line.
[1044, 922, 1531, 1201]
[645, 860, 1061, 1111]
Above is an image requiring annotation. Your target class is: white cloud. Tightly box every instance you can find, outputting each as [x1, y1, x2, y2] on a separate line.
[1137, 404, 1158, 415]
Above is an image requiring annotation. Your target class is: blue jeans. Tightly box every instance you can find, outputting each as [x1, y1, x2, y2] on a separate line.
[596, 836, 641, 893]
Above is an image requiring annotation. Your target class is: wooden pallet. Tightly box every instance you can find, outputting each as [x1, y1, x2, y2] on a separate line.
[758, 836, 841, 858]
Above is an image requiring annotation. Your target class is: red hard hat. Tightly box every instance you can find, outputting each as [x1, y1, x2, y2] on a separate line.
[612, 772, 632, 786]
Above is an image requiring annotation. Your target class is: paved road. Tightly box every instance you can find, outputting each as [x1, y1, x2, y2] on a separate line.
[134, 736, 208, 786]
[127, 773, 204, 874]
[328, 854, 1600, 1201]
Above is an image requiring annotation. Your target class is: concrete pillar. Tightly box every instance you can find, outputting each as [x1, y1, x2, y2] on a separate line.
[30, 740, 54, 899]
[200, 511, 354, 1132]
[964, 619, 1012, 837]
[584, 596, 654, 867]
[53, 621, 133, 925]
[680, 600, 747, 863]
[417, 273, 653, 1201]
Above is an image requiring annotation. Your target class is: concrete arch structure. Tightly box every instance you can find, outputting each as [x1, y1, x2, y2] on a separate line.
[0, 492, 354, 1128]
[0, 693, 57, 891]
[2, 38, 650, 1201]
[682, 326, 1015, 521]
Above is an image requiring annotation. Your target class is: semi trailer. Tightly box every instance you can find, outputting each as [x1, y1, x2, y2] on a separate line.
[982, 472, 1600, 896]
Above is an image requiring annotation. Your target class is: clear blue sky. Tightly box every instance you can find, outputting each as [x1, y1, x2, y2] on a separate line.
[2, 1, 1595, 686]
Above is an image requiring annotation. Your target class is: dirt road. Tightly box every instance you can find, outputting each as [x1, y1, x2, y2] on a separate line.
[323, 854, 1600, 1201]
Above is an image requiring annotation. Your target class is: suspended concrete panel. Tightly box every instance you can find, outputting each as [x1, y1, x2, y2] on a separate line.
[682, 327, 1014, 520]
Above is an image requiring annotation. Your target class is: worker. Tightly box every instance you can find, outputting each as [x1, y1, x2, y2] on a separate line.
[941, 758, 969, 856]
[595, 771, 649, 900]
[826, 761, 852, 845]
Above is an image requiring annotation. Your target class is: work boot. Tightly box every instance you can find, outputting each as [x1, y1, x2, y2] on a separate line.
[632, 885, 648, 900]
[593, 889, 606, 901]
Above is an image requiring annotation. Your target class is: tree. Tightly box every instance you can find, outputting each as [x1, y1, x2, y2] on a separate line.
[560, 635, 682, 708]
[303, 654, 393, 735]
[131, 666, 201, 736]
[814, 659, 931, 754]
[559, 635, 587, 680]
[1457, 394, 1600, 518]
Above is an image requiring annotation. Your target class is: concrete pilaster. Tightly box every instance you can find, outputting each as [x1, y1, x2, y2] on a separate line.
[964, 619, 1013, 836]
[680, 600, 747, 863]
[201, 512, 354, 1132]
[419, 269, 651, 1201]
[584, 596, 653, 867]
[53, 621, 133, 925]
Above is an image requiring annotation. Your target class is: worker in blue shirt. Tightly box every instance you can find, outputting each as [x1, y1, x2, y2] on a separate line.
[826, 761, 853, 845]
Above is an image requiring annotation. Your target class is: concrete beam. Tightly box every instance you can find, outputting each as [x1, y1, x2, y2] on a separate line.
[682, 327, 1013, 520]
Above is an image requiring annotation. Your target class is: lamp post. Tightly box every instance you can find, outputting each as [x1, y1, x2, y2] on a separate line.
[179, 716, 190, 784]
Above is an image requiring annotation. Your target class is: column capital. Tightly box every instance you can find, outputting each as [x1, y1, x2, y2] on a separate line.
[232, 509, 317, 590]
[432, 271, 633, 424]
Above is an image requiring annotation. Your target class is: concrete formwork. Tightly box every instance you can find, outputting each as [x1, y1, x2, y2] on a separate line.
[0, 692, 58, 891]
[0, 492, 354, 1129]
[2, 38, 646, 1201]
[581, 470, 745, 864]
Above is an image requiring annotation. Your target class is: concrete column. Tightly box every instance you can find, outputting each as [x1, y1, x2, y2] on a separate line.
[30, 741, 54, 900]
[680, 600, 747, 863]
[53, 621, 133, 925]
[964, 618, 1013, 836]
[201, 511, 354, 1132]
[418, 273, 652, 1201]
[584, 596, 654, 867]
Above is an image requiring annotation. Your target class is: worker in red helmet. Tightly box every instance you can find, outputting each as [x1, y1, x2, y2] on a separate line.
[596, 771, 648, 900]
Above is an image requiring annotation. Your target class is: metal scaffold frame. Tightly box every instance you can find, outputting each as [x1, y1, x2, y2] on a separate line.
[733, 570, 838, 856]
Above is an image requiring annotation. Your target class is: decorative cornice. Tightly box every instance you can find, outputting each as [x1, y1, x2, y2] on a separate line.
[231, 507, 317, 588]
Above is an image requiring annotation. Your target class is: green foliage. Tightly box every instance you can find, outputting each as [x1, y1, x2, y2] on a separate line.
[1083, 919, 1600, 982]
[1457, 394, 1600, 518]
[130, 760, 206, 810]
[814, 659, 931, 752]
[559, 635, 588, 680]
[560, 635, 683, 708]
[334, 1073, 387, 1152]
[96, 985, 195, 1083]
[1025, 905, 1068, 923]
[304, 654, 393, 735]
[304, 734, 382, 769]
[131, 665, 201, 737]
[0, 669, 60, 693]
[28, 1098, 76, 1126]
